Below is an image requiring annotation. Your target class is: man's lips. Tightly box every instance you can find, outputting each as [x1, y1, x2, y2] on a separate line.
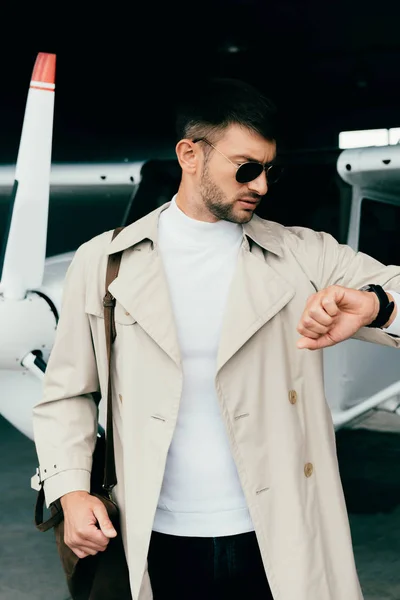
[238, 198, 259, 207]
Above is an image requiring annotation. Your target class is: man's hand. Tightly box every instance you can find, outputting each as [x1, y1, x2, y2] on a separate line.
[296, 285, 381, 350]
[60, 491, 117, 559]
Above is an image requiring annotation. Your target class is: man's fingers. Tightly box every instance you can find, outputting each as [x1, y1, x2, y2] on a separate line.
[297, 327, 320, 340]
[72, 539, 111, 558]
[80, 526, 110, 549]
[73, 545, 101, 559]
[297, 296, 338, 341]
[66, 524, 110, 552]
[297, 334, 335, 350]
[321, 296, 339, 317]
[87, 524, 112, 546]
[308, 305, 334, 326]
[297, 316, 331, 337]
[92, 504, 117, 538]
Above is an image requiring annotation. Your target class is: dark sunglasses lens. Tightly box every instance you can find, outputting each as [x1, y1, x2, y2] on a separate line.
[267, 165, 283, 184]
[236, 162, 263, 183]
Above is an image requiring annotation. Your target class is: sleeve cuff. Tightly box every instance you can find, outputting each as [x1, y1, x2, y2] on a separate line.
[382, 290, 400, 336]
[43, 469, 91, 508]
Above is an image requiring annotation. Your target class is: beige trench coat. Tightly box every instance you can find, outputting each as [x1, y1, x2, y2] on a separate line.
[33, 202, 400, 600]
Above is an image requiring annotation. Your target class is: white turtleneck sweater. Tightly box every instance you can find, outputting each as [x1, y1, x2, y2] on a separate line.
[152, 196, 255, 537]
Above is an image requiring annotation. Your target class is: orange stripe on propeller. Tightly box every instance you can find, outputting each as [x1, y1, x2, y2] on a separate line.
[31, 52, 56, 85]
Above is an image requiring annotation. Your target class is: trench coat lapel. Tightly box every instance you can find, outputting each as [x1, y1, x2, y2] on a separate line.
[107, 244, 181, 369]
[105, 202, 181, 367]
[217, 242, 295, 372]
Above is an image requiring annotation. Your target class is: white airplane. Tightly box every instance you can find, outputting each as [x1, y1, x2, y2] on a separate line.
[1, 52, 400, 443]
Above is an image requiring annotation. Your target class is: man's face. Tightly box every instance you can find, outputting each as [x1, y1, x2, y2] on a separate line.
[199, 124, 276, 224]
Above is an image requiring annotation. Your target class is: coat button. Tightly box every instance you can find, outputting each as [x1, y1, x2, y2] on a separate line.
[304, 463, 314, 478]
[289, 390, 297, 404]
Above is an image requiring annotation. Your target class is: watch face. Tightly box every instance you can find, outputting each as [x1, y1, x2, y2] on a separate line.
[359, 285, 372, 292]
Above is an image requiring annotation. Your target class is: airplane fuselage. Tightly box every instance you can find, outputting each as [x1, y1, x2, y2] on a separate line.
[0, 253, 74, 439]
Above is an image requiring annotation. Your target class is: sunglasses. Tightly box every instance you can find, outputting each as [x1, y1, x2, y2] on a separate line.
[193, 137, 283, 184]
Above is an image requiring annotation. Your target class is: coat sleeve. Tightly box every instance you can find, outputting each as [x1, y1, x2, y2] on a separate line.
[290, 227, 400, 348]
[32, 242, 100, 507]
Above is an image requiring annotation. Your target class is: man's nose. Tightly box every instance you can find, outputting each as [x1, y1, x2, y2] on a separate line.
[247, 170, 268, 196]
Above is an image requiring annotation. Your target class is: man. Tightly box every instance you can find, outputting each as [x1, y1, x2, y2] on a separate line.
[33, 78, 400, 600]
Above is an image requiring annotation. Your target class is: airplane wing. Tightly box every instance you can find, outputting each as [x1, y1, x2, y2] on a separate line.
[0, 161, 144, 261]
[0, 161, 144, 191]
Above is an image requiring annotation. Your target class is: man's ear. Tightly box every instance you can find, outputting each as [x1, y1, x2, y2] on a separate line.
[175, 139, 199, 175]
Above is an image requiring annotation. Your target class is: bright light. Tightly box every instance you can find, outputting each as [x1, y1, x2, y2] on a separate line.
[339, 129, 389, 149]
[389, 128, 400, 145]
[339, 127, 400, 149]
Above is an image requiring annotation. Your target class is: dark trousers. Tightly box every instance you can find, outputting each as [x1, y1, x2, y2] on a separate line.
[148, 530, 274, 599]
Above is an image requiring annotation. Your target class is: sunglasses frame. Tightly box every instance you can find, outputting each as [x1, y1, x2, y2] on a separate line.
[192, 137, 282, 184]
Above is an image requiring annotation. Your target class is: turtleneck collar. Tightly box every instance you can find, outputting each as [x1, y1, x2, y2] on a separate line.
[160, 194, 243, 249]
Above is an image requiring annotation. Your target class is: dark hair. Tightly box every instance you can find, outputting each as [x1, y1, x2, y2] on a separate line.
[175, 77, 278, 144]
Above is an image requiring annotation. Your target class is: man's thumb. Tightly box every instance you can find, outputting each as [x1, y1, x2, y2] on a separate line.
[93, 504, 117, 538]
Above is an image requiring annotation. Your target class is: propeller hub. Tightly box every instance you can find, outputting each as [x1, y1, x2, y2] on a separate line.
[0, 291, 56, 370]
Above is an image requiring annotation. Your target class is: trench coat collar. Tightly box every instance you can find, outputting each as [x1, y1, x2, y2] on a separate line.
[106, 201, 285, 257]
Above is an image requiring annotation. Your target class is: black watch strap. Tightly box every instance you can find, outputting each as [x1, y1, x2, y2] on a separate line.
[360, 284, 395, 328]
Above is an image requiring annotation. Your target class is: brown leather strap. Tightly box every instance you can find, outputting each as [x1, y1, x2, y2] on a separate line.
[35, 227, 124, 528]
[102, 227, 124, 490]
[35, 487, 63, 531]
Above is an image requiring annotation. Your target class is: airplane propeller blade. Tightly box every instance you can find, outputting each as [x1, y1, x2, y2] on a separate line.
[0, 52, 56, 300]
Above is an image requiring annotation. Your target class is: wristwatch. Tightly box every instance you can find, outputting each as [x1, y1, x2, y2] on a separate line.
[359, 284, 395, 328]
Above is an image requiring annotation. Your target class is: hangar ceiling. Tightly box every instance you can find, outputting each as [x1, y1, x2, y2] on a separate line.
[1, 1, 400, 161]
